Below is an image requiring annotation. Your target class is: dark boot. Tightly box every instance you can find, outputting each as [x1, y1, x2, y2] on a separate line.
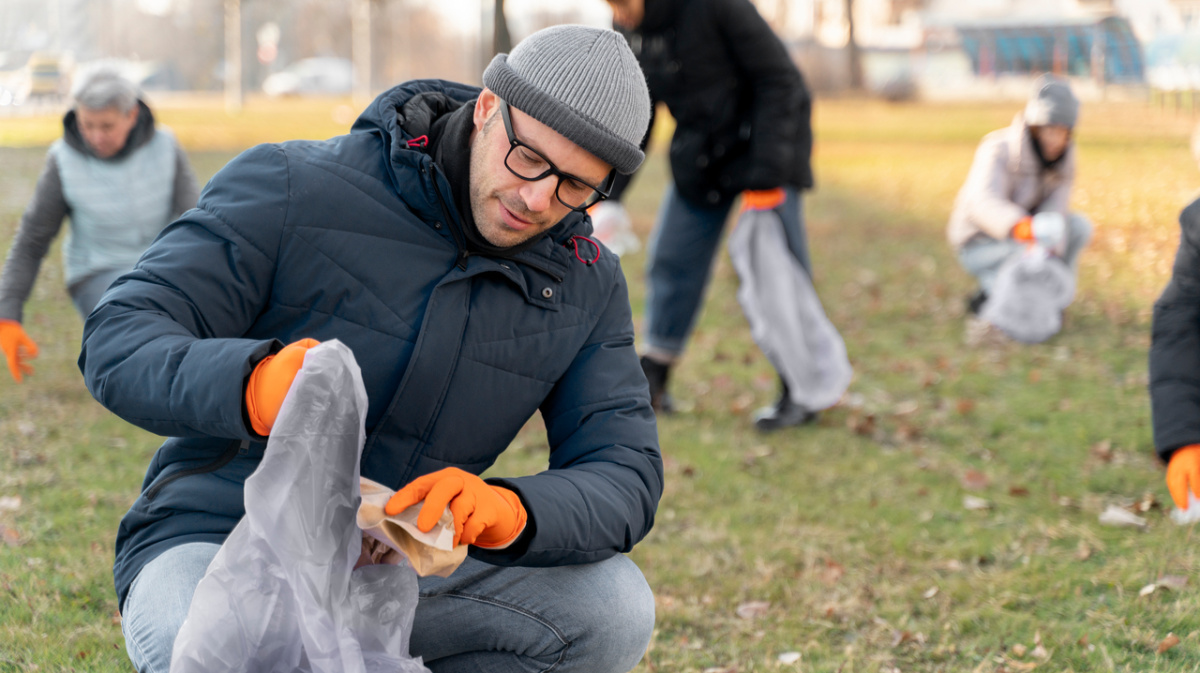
[753, 376, 818, 432]
[965, 288, 988, 316]
[639, 356, 675, 414]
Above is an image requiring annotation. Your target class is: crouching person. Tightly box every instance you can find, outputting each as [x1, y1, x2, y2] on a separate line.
[79, 26, 662, 673]
[947, 74, 1092, 319]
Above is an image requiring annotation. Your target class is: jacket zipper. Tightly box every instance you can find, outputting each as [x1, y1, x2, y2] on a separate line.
[144, 440, 248, 501]
[425, 163, 471, 270]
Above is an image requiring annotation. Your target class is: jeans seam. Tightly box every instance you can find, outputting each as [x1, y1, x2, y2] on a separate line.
[424, 591, 571, 672]
[123, 573, 153, 671]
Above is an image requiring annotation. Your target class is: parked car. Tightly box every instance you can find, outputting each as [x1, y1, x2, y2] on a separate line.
[262, 57, 353, 97]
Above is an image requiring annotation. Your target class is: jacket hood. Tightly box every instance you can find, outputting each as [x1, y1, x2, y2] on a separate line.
[350, 79, 593, 249]
[62, 99, 156, 161]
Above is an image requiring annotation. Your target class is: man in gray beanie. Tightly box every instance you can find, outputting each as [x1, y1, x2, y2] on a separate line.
[81, 25, 660, 673]
[947, 73, 1093, 326]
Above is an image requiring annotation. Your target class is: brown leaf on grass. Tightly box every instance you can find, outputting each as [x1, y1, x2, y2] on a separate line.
[1, 526, 20, 547]
[1077, 634, 1088, 647]
[1011, 643, 1028, 657]
[681, 465, 696, 478]
[734, 600, 770, 619]
[1157, 633, 1181, 654]
[1075, 541, 1093, 561]
[1090, 440, 1114, 463]
[848, 412, 876, 436]
[961, 470, 991, 490]
[1008, 485, 1030, 497]
[894, 423, 921, 443]
[111, 610, 122, 626]
[1057, 398, 1072, 411]
[820, 559, 845, 585]
[1136, 493, 1160, 513]
[1030, 644, 1049, 659]
[1028, 369, 1042, 383]
[893, 400, 919, 416]
[891, 630, 914, 647]
[1138, 583, 1157, 597]
[955, 398, 976, 415]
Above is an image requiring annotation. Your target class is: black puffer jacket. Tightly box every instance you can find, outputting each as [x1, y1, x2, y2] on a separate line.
[614, 0, 813, 206]
[1151, 197, 1200, 462]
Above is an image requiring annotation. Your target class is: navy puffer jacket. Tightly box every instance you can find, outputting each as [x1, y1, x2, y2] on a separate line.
[79, 80, 663, 611]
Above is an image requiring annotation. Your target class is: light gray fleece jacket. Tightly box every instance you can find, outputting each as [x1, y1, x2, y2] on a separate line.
[946, 114, 1075, 251]
[0, 101, 198, 322]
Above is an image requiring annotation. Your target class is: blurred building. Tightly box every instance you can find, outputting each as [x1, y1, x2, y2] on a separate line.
[772, 0, 1163, 98]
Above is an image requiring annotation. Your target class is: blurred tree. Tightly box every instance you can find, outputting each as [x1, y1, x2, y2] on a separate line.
[494, 0, 512, 56]
[844, 0, 863, 89]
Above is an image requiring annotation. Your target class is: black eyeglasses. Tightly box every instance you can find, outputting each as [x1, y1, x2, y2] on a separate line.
[498, 98, 614, 212]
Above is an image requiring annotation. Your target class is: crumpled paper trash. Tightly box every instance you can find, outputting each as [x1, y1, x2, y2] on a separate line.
[357, 477, 467, 577]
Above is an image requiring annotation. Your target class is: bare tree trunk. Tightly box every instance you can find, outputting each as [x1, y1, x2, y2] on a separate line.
[352, 0, 372, 106]
[225, 0, 242, 113]
[493, 0, 512, 56]
[844, 0, 863, 91]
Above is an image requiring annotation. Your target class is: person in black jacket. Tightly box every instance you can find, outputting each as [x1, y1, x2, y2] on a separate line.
[1151, 196, 1200, 515]
[606, 0, 818, 430]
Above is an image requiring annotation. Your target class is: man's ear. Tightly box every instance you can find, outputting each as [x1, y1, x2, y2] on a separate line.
[474, 89, 499, 132]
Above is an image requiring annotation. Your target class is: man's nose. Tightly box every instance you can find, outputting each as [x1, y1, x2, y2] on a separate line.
[521, 176, 557, 212]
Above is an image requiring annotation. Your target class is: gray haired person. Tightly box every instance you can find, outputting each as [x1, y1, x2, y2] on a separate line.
[0, 66, 198, 383]
[77, 25, 661, 673]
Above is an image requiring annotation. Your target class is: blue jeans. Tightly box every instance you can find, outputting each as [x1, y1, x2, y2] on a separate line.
[644, 184, 810, 356]
[121, 542, 655, 673]
[958, 213, 1092, 294]
[67, 267, 127, 319]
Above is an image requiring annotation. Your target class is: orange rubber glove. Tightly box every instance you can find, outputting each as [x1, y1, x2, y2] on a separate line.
[0, 319, 38, 383]
[1011, 216, 1035, 242]
[244, 338, 320, 436]
[741, 188, 786, 212]
[1167, 444, 1200, 510]
[384, 467, 528, 548]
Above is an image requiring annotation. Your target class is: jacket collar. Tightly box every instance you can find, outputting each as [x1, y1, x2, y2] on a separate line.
[62, 99, 156, 161]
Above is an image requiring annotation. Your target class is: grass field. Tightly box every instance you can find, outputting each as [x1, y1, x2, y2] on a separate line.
[2, 95, 1200, 672]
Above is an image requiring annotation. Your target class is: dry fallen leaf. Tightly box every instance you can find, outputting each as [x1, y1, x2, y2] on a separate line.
[1157, 575, 1188, 590]
[0, 496, 21, 512]
[777, 652, 801, 665]
[1011, 643, 1028, 657]
[963, 495, 992, 511]
[961, 470, 990, 490]
[1031, 644, 1049, 659]
[1090, 440, 1114, 463]
[1075, 541, 1093, 561]
[922, 587, 939, 599]
[1, 526, 19, 547]
[1139, 583, 1157, 597]
[735, 600, 770, 619]
[820, 559, 845, 585]
[1009, 485, 1030, 497]
[955, 398, 976, 415]
[1157, 633, 1181, 654]
[1098, 505, 1147, 529]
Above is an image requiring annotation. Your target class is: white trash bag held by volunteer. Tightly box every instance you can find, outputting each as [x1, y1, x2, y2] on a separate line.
[729, 203, 852, 413]
[170, 340, 430, 673]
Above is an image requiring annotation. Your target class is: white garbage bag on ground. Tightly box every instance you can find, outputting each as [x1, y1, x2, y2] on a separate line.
[728, 206, 852, 411]
[171, 340, 430, 673]
[980, 245, 1075, 343]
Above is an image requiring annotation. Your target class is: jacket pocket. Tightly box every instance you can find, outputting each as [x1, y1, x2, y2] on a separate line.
[145, 440, 247, 501]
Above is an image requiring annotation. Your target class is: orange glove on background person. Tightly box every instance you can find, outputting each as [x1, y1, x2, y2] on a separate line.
[385, 467, 528, 548]
[0, 319, 38, 383]
[1011, 215, 1035, 242]
[1167, 444, 1200, 510]
[740, 187, 787, 212]
[244, 338, 320, 436]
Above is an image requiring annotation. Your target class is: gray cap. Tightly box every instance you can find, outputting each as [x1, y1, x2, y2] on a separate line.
[1024, 74, 1079, 128]
[482, 25, 651, 175]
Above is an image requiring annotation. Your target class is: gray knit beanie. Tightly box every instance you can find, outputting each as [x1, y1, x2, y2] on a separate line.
[1024, 74, 1079, 128]
[482, 25, 651, 175]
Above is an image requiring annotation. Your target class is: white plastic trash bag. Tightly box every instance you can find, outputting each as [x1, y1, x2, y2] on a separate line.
[980, 245, 1075, 343]
[588, 201, 641, 257]
[728, 207, 852, 411]
[171, 340, 430, 673]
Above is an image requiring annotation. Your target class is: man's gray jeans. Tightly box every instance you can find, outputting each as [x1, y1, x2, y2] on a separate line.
[122, 542, 655, 673]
